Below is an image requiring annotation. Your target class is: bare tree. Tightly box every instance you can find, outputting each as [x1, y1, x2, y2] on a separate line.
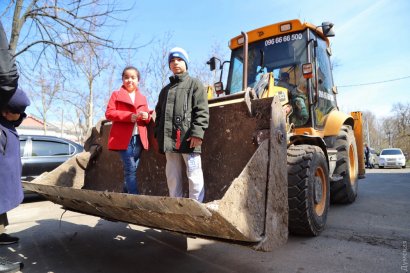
[57, 43, 110, 141]
[357, 104, 410, 158]
[138, 32, 174, 107]
[381, 117, 396, 148]
[27, 66, 62, 134]
[390, 102, 410, 156]
[0, 1, 143, 141]
[391, 102, 410, 135]
[5, 0, 131, 69]
[190, 39, 230, 99]
[361, 111, 379, 148]
[81, 46, 109, 131]
[102, 63, 117, 110]
[139, 35, 231, 106]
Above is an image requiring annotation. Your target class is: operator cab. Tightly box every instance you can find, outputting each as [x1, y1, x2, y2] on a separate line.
[208, 20, 338, 130]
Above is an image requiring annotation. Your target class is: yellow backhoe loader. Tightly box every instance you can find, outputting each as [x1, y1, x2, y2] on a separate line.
[24, 19, 365, 252]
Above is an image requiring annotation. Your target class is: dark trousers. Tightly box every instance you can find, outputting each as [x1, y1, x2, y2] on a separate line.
[119, 135, 142, 194]
[0, 213, 8, 233]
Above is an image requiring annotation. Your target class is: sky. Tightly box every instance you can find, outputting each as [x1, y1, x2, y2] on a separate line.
[1, 0, 409, 121]
[114, 0, 410, 119]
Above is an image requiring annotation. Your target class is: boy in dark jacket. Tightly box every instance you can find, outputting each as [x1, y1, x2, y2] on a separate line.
[154, 47, 209, 202]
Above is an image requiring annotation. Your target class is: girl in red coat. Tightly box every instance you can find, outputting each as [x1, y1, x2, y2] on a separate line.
[105, 66, 151, 194]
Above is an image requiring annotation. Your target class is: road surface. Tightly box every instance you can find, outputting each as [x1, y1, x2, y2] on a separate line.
[1, 168, 409, 273]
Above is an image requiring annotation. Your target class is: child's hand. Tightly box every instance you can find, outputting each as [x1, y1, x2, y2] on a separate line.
[187, 136, 203, 148]
[137, 111, 149, 120]
[131, 113, 138, 122]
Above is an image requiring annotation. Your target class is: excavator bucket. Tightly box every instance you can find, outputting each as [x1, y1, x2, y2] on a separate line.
[23, 95, 288, 251]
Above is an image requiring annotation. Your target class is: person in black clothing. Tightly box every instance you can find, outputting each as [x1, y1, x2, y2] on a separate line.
[364, 143, 370, 168]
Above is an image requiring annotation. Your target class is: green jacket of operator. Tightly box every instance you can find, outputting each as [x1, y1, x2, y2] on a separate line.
[154, 72, 209, 154]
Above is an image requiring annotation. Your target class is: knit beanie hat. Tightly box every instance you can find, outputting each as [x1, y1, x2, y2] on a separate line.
[7, 88, 30, 113]
[168, 47, 189, 69]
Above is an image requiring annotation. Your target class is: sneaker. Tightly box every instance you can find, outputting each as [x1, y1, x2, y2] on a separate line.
[0, 257, 23, 273]
[0, 234, 19, 245]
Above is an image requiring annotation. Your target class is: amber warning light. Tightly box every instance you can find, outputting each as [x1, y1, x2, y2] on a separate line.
[280, 23, 292, 32]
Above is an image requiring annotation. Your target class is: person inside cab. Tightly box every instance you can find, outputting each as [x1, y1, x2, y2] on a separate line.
[278, 72, 309, 126]
[277, 72, 296, 91]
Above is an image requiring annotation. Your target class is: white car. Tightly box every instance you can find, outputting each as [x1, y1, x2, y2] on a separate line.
[378, 148, 406, 169]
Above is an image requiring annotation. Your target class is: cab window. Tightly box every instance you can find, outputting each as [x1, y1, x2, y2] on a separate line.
[314, 38, 337, 127]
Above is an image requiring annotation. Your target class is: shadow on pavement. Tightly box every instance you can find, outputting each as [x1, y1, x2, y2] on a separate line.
[0, 217, 266, 273]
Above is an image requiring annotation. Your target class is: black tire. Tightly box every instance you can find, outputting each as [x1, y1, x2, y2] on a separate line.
[379, 166, 384, 169]
[287, 145, 330, 236]
[330, 125, 359, 204]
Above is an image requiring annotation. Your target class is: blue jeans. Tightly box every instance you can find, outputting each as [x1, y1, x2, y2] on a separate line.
[119, 135, 142, 194]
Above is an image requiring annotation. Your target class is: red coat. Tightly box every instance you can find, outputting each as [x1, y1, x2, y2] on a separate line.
[105, 86, 151, 150]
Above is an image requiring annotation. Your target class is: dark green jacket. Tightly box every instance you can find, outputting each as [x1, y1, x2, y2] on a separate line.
[154, 72, 209, 154]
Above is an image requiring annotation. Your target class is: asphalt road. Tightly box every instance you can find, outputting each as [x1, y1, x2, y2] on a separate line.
[1, 168, 409, 273]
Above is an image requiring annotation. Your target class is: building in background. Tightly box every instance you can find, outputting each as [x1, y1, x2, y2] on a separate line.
[17, 115, 82, 144]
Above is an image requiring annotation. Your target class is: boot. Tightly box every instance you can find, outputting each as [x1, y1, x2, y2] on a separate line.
[0, 234, 19, 245]
[0, 257, 23, 273]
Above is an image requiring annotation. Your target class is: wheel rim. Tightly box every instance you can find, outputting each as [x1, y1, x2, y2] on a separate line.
[314, 166, 327, 216]
[348, 144, 356, 185]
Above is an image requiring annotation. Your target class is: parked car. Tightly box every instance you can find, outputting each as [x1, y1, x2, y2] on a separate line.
[378, 148, 406, 169]
[20, 135, 83, 194]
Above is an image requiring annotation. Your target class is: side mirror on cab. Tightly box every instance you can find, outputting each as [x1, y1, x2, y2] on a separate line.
[207, 56, 229, 97]
[207, 57, 217, 71]
[321, 22, 335, 37]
